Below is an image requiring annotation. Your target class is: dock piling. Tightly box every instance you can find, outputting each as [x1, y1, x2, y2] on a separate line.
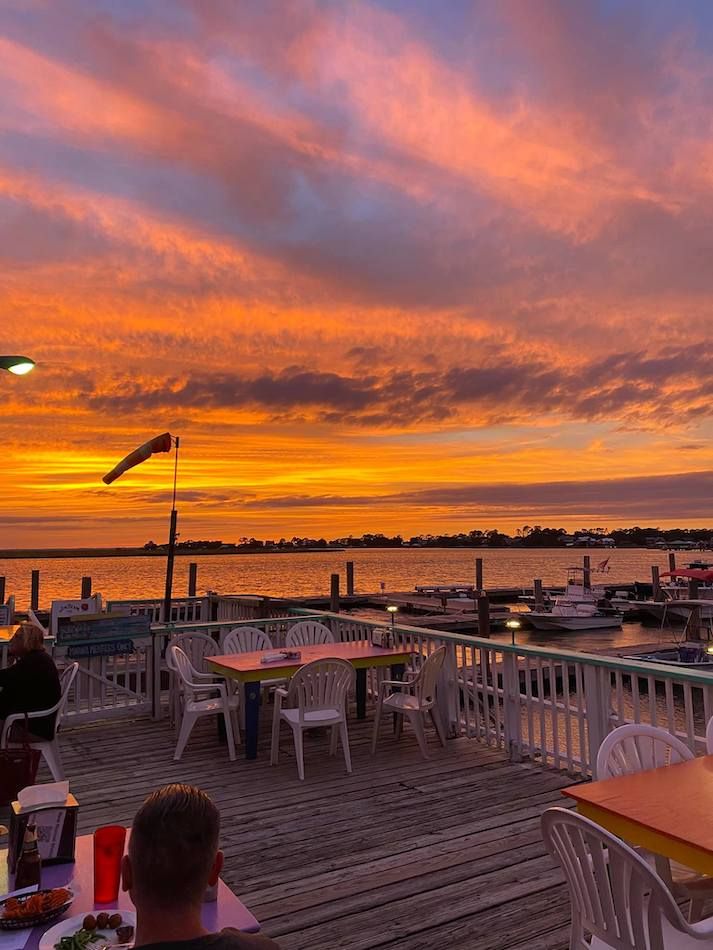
[81, 576, 92, 599]
[188, 562, 198, 597]
[0, 576, 5, 605]
[475, 558, 483, 592]
[330, 573, 340, 613]
[477, 594, 491, 638]
[534, 578, 543, 608]
[30, 569, 40, 611]
[583, 555, 591, 589]
[651, 565, 661, 601]
[346, 561, 354, 596]
[668, 552, 676, 574]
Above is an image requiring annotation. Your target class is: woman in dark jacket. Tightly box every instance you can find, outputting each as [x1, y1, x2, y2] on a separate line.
[0, 623, 61, 740]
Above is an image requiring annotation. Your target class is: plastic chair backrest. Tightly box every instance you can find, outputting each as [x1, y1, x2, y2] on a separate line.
[223, 627, 272, 654]
[706, 715, 713, 755]
[168, 645, 205, 693]
[412, 646, 446, 706]
[541, 807, 688, 950]
[169, 632, 219, 672]
[56, 663, 79, 729]
[285, 621, 334, 647]
[287, 658, 355, 723]
[595, 723, 693, 780]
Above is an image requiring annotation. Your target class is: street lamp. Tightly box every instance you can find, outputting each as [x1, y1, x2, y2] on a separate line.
[0, 355, 35, 375]
[505, 617, 521, 646]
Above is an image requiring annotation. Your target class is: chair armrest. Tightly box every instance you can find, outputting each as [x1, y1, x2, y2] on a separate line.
[274, 687, 289, 700]
[379, 679, 415, 692]
[689, 917, 713, 938]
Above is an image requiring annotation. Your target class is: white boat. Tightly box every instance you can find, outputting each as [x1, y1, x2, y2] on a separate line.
[527, 599, 623, 631]
[624, 644, 713, 670]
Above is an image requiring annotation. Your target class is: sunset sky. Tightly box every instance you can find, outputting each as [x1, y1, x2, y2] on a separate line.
[2, 0, 713, 547]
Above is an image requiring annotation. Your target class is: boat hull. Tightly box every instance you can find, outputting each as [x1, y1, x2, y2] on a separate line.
[526, 613, 623, 631]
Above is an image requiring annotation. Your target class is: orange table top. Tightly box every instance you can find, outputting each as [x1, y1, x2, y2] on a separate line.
[0, 624, 20, 642]
[208, 641, 413, 682]
[563, 755, 713, 856]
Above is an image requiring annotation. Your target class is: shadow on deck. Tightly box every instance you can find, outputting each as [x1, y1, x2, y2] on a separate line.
[56, 710, 579, 949]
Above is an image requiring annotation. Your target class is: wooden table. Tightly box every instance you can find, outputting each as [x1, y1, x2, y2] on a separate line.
[563, 755, 713, 876]
[0, 831, 260, 948]
[209, 641, 413, 759]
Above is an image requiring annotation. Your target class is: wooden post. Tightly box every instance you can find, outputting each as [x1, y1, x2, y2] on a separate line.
[475, 558, 483, 592]
[668, 552, 676, 574]
[81, 576, 92, 599]
[330, 573, 340, 613]
[188, 562, 198, 597]
[30, 570, 40, 611]
[0, 576, 5, 605]
[687, 605, 702, 641]
[346, 561, 354, 597]
[689, 579, 700, 600]
[477, 594, 491, 638]
[583, 555, 591, 590]
[534, 578, 543, 608]
[651, 565, 661, 601]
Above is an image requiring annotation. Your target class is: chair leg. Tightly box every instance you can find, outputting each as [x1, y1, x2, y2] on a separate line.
[222, 701, 236, 762]
[395, 712, 403, 740]
[411, 712, 430, 759]
[430, 706, 447, 747]
[330, 725, 338, 756]
[174, 710, 197, 761]
[294, 726, 305, 781]
[371, 697, 383, 753]
[339, 719, 353, 774]
[270, 710, 281, 765]
[42, 741, 65, 782]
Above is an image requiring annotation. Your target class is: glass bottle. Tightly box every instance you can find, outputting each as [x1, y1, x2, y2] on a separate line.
[15, 823, 42, 891]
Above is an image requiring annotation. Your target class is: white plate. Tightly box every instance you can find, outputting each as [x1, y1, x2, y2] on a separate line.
[39, 911, 136, 950]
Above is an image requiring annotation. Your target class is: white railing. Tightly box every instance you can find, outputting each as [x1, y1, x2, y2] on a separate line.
[106, 597, 208, 624]
[52, 607, 713, 776]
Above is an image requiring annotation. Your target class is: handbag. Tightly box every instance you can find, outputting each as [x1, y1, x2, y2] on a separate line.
[0, 715, 42, 806]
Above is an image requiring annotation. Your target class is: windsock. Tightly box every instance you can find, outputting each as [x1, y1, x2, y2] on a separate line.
[103, 432, 173, 484]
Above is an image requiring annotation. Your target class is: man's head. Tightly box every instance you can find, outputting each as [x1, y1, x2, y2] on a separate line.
[121, 784, 223, 911]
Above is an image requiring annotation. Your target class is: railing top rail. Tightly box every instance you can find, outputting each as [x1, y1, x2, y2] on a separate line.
[108, 597, 205, 606]
[151, 614, 326, 634]
[315, 610, 713, 687]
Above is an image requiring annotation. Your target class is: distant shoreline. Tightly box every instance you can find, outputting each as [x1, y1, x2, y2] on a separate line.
[0, 547, 345, 559]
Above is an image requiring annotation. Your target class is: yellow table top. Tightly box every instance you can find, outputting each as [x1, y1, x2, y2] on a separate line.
[0, 624, 20, 642]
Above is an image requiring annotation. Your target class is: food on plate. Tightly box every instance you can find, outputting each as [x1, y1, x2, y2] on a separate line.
[95, 913, 110, 929]
[54, 928, 106, 950]
[1, 888, 72, 920]
[82, 915, 97, 931]
[116, 925, 134, 943]
[108, 914, 122, 929]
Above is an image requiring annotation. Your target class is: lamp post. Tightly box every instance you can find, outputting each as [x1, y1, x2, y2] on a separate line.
[505, 617, 521, 646]
[386, 604, 398, 642]
[0, 355, 35, 376]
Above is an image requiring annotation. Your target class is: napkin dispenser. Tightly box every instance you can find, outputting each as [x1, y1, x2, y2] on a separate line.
[8, 782, 78, 871]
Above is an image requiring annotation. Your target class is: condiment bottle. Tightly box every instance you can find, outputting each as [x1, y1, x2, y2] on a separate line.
[15, 823, 42, 890]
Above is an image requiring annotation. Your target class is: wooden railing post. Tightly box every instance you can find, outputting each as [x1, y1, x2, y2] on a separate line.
[583, 664, 612, 777]
[152, 630, 164, 720]
[438, 642, 460, 737]
[502, 652, 523, 762]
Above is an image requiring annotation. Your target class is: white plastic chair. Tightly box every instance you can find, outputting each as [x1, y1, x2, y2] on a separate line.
[223, 627, 273, 654]
[270, 657, 355, 780]
[371, 646, 447, 759]
[705, 716, 713, 755]
[166, 632, 220, 727]
[541, 806, 713, 949]
[596, 723, 713, 920]
[285, 621, 334, 647]
[27, 609, 49, 637]
[1, 662, 79, 781]
[169, 645, 236, 761]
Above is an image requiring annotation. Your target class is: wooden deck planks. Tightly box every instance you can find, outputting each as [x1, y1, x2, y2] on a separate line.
[52, 711, 577, 949]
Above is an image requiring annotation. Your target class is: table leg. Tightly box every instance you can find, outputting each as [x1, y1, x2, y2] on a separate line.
[244, 680, 261, 760]
[391, 663, 404, 733]
[356, 668, 367, 720]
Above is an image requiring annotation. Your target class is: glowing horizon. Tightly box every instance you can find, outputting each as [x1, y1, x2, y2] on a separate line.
[2, 1, 713, 547]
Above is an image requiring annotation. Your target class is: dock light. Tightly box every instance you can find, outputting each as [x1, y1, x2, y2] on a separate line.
[506, 617, 521, 645]
[0, 355, 35, 375]
[706, 645, 713, 655]
[386, 604, 398, 631]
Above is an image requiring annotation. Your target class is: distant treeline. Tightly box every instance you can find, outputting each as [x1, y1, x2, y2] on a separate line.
[142, 525, 713, 553]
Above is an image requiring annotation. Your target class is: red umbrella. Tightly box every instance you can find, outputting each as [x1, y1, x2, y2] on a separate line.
[660, 568, 713, 582]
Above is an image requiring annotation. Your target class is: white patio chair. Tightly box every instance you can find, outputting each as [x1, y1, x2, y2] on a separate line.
[270, 657, 355, 780]
[541, 806, 713, 949]
[285, 620, 334, 647]
[1, 662, 79, 781]
[223, 626, 273, 654]
[169, 645, 236, 761]
[371, 645, 447, 759]
[705, 716, 713, 755]
[27, 609, 49, 637]
[596, 723, 713, 920]
[166, 632, 220, 727]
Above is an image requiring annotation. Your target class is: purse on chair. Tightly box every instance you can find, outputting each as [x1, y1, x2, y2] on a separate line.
[0, 715, 42, 806]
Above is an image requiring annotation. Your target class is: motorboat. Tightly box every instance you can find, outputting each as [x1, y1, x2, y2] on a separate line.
[632, 564, 713, 624]
[623, 644, 713, 670]
[527, 599, 623, 631]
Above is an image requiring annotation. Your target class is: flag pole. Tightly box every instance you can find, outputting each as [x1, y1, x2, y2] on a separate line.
[162, 436, 180, 624]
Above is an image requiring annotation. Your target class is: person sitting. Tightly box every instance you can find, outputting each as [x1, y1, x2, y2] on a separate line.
[0, 622, 61, 740]
[122, 784, 280, 950]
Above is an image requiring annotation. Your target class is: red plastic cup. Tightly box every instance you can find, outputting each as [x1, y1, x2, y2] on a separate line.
[93, 825, 126, 904]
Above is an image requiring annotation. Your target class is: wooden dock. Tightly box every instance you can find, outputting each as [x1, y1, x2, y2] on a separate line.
[48, 712, 581, 949]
